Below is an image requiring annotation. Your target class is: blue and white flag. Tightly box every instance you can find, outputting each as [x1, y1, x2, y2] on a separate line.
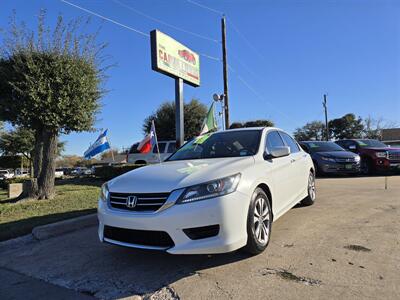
[84, 129, 111, 159]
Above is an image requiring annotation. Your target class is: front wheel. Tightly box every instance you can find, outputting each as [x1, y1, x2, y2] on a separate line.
[243, 188, 272, 255]
[301, 171, 316, 206]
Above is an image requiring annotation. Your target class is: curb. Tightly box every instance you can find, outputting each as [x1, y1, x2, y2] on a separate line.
[32, 213, 98, 241]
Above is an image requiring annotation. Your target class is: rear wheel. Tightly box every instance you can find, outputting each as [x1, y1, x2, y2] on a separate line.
[301, 171, 316, 206]
[243, 188, 272, 255]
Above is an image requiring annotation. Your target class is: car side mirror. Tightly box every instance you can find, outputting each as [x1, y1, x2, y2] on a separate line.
[265, 146, 291, 159]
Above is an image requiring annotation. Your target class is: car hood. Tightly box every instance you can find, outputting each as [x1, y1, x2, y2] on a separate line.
[361, 147, 400, 152]
[314, 151, 358, 158]
[108, 156, 255, 193]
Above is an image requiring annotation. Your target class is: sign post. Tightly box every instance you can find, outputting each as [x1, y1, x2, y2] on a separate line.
[150, 30, 200, 148]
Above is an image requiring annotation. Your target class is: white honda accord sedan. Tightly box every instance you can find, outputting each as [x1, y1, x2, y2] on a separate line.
[98, 127, 315, 255]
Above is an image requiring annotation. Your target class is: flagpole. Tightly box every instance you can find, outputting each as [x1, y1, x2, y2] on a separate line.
[105, 130, 115, 163]
[152, 120, 162, 164]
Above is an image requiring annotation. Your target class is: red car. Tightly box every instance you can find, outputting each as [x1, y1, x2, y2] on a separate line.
[335, 139, 400, 174]
[178, 50, 196, 65]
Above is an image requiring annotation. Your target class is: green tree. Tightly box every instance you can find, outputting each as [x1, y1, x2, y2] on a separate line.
[329, 113, 364, 140]
[229, 119, 274, 129]
[0, 11, 108, 199]
[293, 121, 325, 141]
[143, 99, 207, 140]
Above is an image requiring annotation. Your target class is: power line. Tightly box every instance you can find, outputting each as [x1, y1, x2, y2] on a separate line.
[227, 64, 295, 125]
[226, 18, 267, 62]
[185, 0, 224, 15]
[112, 0, 219, 43]
[60, 0, 220, 62]
[60, 0, 149, 37]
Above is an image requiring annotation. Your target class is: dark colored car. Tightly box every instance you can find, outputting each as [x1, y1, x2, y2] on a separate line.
[335, 139, 400, 174]
[299, 141, 360, 175]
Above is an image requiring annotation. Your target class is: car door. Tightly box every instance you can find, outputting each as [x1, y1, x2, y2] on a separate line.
[264, 130, 294, 216]
[279, 131, 307, 201]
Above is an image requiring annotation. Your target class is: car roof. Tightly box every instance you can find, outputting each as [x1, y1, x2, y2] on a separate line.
[300, 141, 333, 144]
[220, 126, 281, 133]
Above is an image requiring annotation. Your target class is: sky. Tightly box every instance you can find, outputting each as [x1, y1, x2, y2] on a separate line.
[0, 0, 399, 155]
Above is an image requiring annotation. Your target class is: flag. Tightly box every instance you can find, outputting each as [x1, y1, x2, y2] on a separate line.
[137, 121, 157, 153]
[200, 102, 217, 135]
[84, 130, 111, 159]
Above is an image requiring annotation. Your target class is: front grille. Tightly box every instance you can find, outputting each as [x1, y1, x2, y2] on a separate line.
[335, 157, 356, 163]
[109, 192, 169, 212]
[388, 152, 400, 161]
[104, 226, 174, 248]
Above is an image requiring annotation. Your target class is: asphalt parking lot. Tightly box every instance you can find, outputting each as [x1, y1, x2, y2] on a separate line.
[1, 176, 399, 300]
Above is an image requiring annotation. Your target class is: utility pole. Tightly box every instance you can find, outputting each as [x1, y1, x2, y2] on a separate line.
[175, 78, 184, 148]
[221, 16, 230, 129]
[323, 94, 329, 141]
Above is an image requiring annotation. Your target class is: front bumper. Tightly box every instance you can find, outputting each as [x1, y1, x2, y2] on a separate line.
[373, 159, 400, 172]
[319, 161, 360, 174]
[97, 190, 249, 254]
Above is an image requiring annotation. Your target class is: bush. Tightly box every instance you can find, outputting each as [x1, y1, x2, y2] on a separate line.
[94, 164, 144, 181]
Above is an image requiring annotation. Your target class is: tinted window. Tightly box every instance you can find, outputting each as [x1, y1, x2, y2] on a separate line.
[168, 130, 262, 161]
[265, 131, 285, 153]
[153, 142, 167, 153]
[129, 143, 140, 154]
[280, 132, 300, 153]
[167, 142, 176, 153]
[356, 140, 387, 148]
[303, 141, 345, 153]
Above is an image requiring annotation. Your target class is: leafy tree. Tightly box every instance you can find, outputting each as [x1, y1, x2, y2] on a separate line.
[229, 119, 274, 129]
[293, 121, 326, 141]
[328, 113, 364, 140]
[0, 127, 34, 161]
[143, 99, 207, 140]
[0, 11, 108, 199]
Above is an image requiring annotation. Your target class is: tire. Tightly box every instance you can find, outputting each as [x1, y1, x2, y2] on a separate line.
[301, 171, 316, 206]
[243, 188, 272, 255]
[360, 158, 373, 175]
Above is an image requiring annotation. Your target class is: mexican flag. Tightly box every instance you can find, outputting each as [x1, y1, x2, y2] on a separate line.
[200, 102, 217, 135]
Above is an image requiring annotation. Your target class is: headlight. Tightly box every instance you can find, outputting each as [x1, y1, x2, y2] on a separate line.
[177, 173, 241, 204]
[354, 155, 360, 162]
[376, 152, 387, 158]
[100, 183, 109, 202]
[320, 156, 336, 162]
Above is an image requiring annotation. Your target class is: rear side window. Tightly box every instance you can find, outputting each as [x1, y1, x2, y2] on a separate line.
[167, 142, 176, 153]
[129, 143, 140, 154]
[279, 132, 300, 153]
[153, 142, 166, 153]
[265, 131, 285, 153]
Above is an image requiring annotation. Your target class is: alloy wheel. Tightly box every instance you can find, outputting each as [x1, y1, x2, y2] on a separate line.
[253, 197, 270, 245]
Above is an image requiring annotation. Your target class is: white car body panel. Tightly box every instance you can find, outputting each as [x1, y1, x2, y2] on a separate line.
[98, 127, 314, 254]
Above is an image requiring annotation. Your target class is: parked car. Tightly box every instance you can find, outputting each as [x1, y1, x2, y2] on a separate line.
[335, 139, 400, 174]
[55, 168, 64, 179]
[71, 167, 93, 176]
[0, 169, 14, 180]
[299, 141, 360, 175]
[98, 128, 315, 255]
[127, 140, 178, 165]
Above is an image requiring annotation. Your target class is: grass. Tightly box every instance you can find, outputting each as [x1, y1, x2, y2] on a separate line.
[0, 178, 102, 241]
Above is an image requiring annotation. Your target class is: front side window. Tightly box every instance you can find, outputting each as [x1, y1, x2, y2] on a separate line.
[356, 140, 387, 148]
[265, 131, 285, 153]
[167, 142, 177, 153]
[279, 132, 300, 153]
[168, 130, 262, 161]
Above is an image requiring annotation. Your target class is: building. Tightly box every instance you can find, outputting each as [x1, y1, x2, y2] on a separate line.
[382, 128, 400, 147]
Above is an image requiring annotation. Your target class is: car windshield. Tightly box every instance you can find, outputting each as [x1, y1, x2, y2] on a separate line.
[167, 130, 262, 161]
[356, 140, 387, 148]
[305, 141, 345, 153]
[0, 171, 7, 174]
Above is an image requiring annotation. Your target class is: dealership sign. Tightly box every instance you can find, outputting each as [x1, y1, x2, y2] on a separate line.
[150, 30, 200, 87]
